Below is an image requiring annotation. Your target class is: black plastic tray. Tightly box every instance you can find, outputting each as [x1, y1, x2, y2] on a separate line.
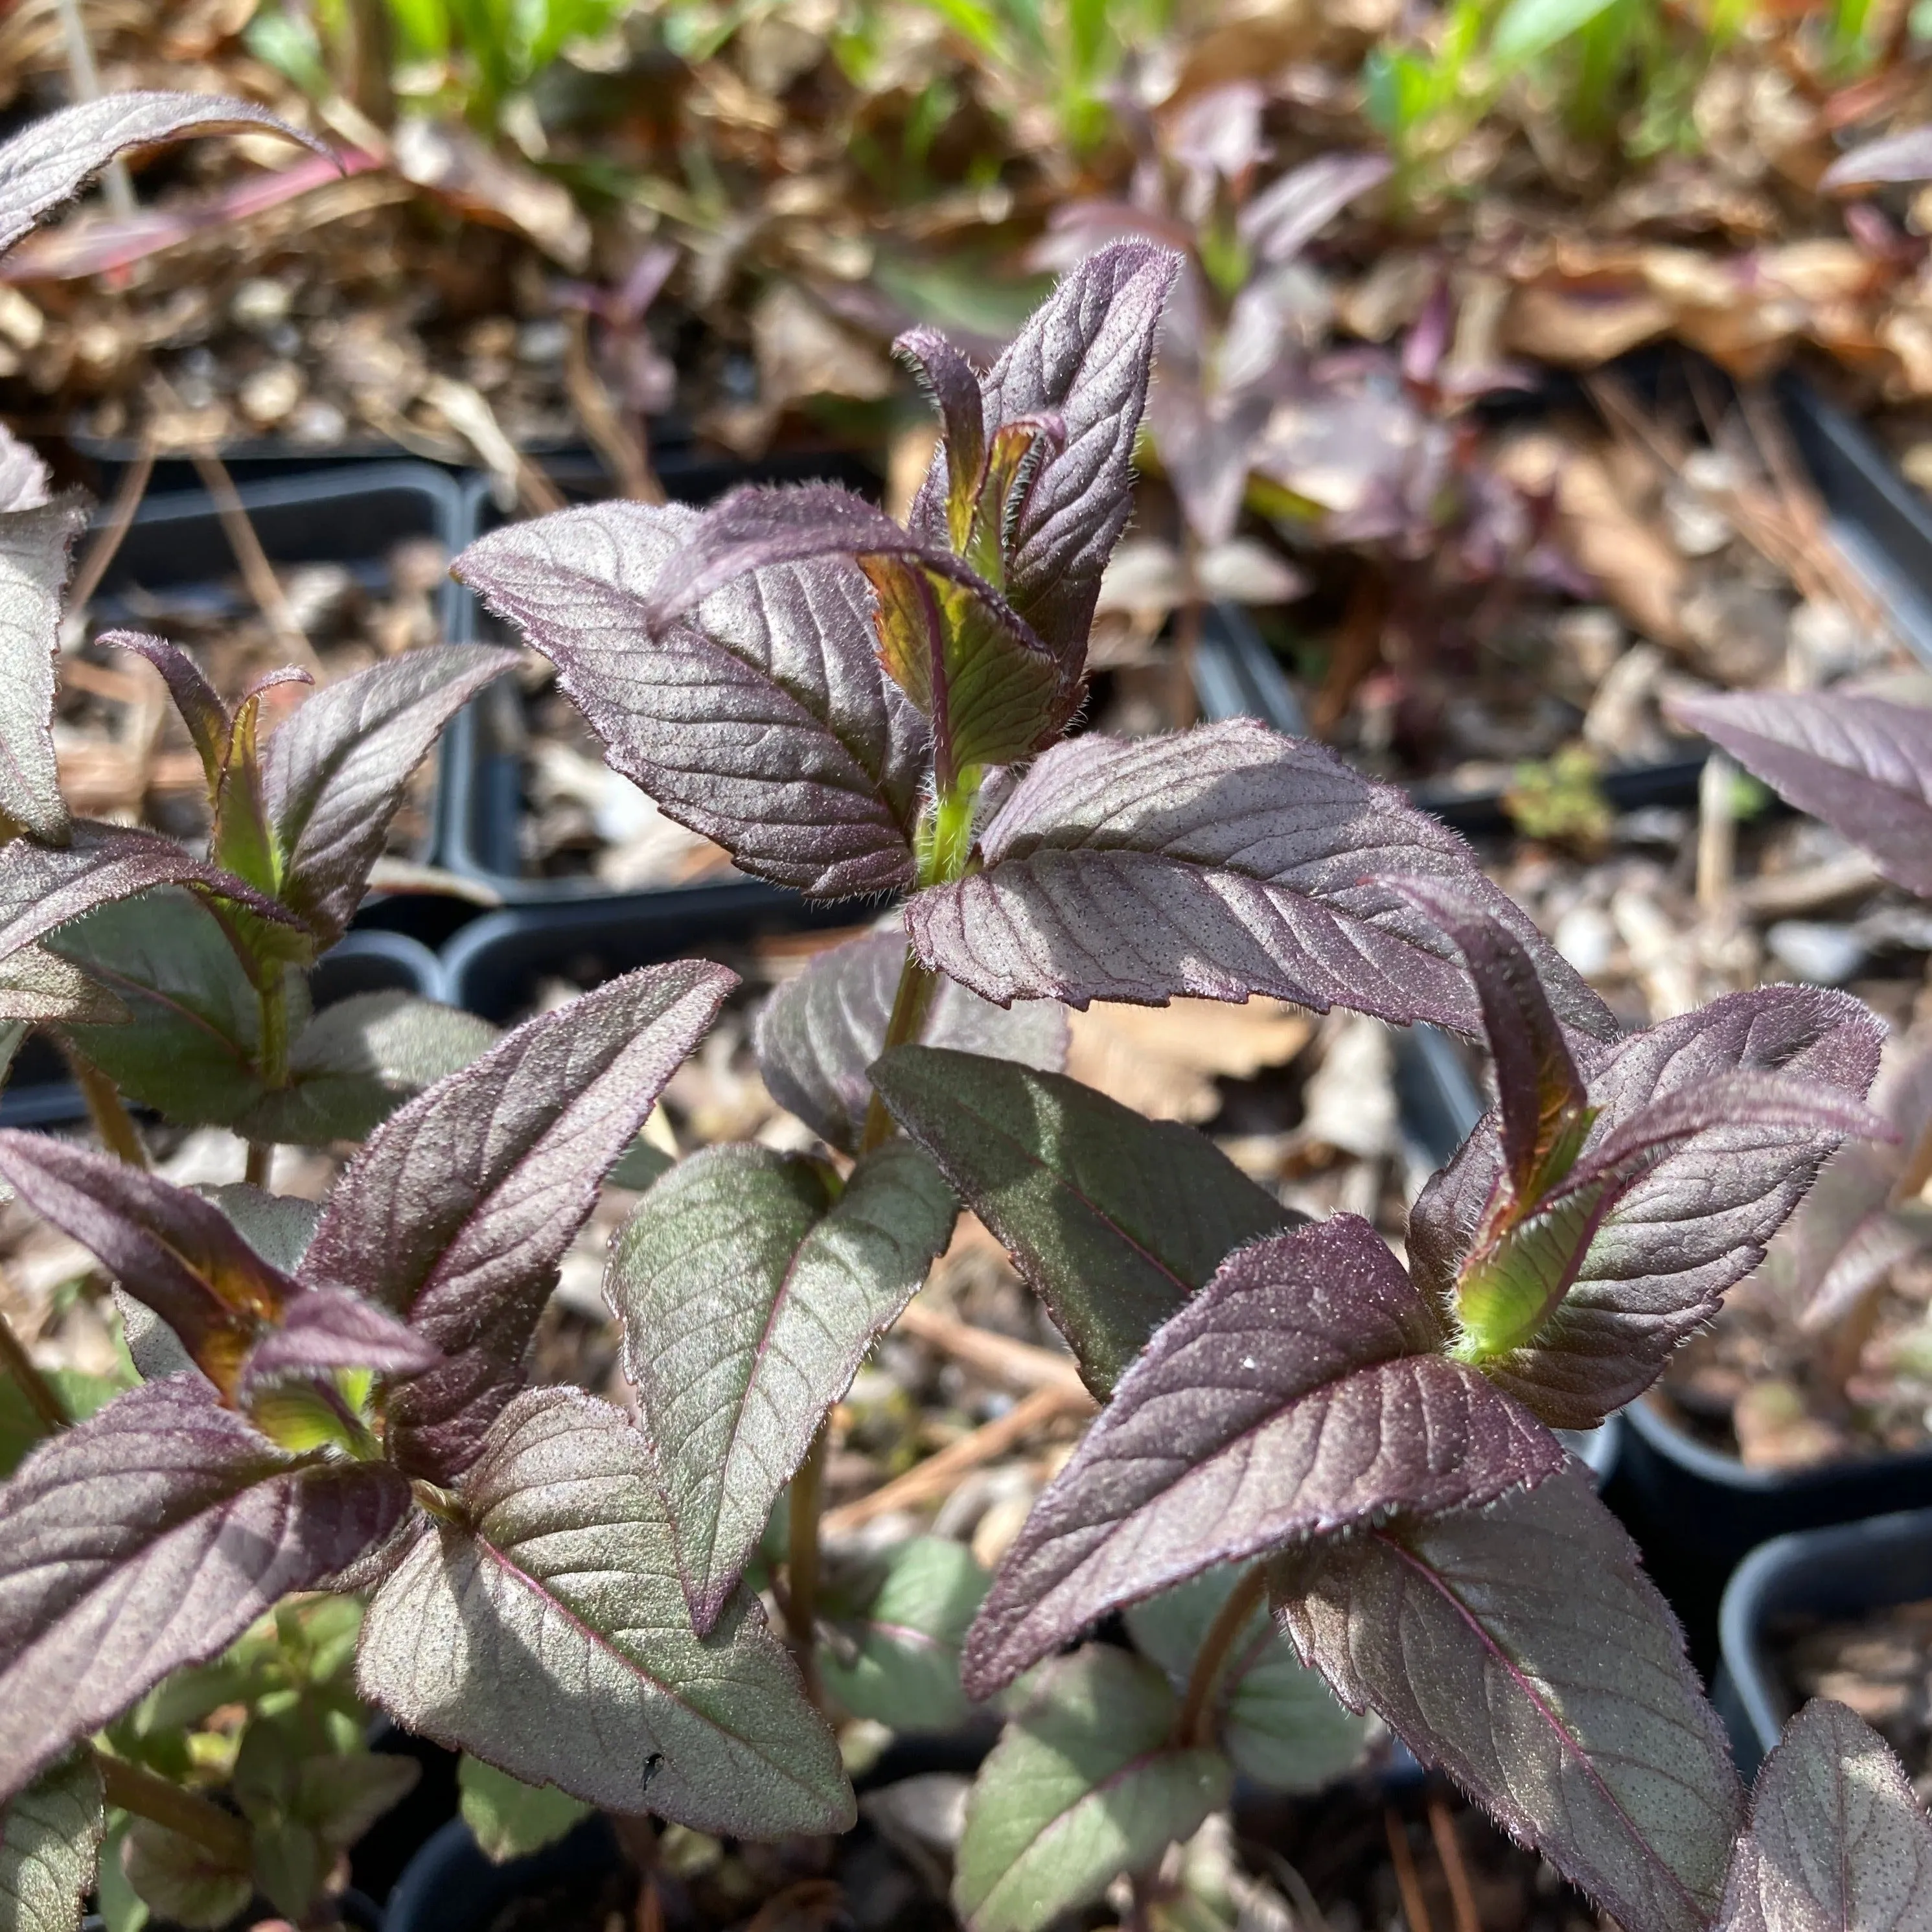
[1714, 1504, 1932, 1782]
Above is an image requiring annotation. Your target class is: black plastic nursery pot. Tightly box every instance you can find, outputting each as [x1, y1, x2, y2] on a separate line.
[1715, 1504, 1932, 1784]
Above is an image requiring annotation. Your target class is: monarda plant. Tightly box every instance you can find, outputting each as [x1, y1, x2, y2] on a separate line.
[1, 90, 1930, 1932]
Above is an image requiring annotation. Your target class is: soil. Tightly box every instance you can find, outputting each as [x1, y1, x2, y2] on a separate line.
[1773, 1598, 1932, 1801]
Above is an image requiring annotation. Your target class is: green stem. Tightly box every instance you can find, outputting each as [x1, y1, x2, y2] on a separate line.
[858, 954, 939, 1155]
[786, 1422, 827, 1705]
[67, 1053, 146, 1169]
[258, 970, 291, 1088]
[1175, 1563, 1269, 1749]
[95, 1751, 251, 1868]
[244, 1141, 273, 1189]
[0, 1307, 65, 1434]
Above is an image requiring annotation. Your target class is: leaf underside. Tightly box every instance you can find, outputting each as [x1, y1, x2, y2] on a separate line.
[0, 1754, 104, 1932]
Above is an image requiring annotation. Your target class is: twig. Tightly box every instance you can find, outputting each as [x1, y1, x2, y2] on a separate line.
[67, 1052, 147, 1169]
[1697, 750, 1737, 917]
[189, 450, 312, 664]
[1385, 1810, 1434, 1932]
[893, 1300, 1089, 1396]
[95, 1751, 250, 1867]
[564, 312, 661, 503]
[56, 0, 135, 220]
[1426, 1789, 1482, 1932]
[0, 1305, 67, 1434]
[1254, 1846, 1334, 1932]
[820, 1383, 1093, 1535]
[67, 426, 157, 614]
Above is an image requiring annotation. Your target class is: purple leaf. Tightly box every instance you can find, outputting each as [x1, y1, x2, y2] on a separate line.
[961, 1215, 1563, 1697]
[0, 1130, 297, 1399]
[262, 645, 521, 947]
[608, 1139, 955, 1630]
[967, 242, 1181, 665]
[0, 820, 299, 970]
[754, 930, 1066, 1153]
[355, 1386, 852, 1837]
[1717, 1699, 1932, 1932]
[906, 721, 1615, 1038]
[1822, 125, 1932, 190]
[0, 491, 87, 844]
[639, 483, 1065, 777]
[1411, 985, 1886, 1427]
[240, 1288, 440, 1390]
[98, 631, 228, 794]
[870, 1044, 1297, 1393]
[0, 92, 324, 257]
[1386, 879, 1592, 1205]
[0, 1376, 406, 1803]
[952, 1645, 1230, 1932]
[1236, 152, 1392, 264]
[454, 502, 929, 897]
[1274, 1467, 1742, 1932]
[896, 327, 985, 549]
[301, 962, 733, 1480]
[1669, 690, 1932, 899]
[0, 1753, 102, 1932]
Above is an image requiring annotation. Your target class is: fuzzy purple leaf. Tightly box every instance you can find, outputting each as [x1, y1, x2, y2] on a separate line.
[0, 492, 87, 844]
[964, 242, 1181, 665]
[1274, 1467, 1742, 1932]
[301, 961, 733, 1480]
[962, 1215, 1563, 1697]
[755, 931, 1066, 1153]
[1822, 125, 1932, 190]
[0, 92, 323, 257]
[356, 1386, 852, 1838]
[906, 721, 1614, 1038]
[97, 631, 229, 792]
[1411, 985, 1886, 1427]
[262, 645, 521, 946]
[1717, 1699, 1932, 1932]
[1386, 879, 1591, 1204]
[608, 1139, 955, 1629]
[897, 327, 985, 548]
[1670, 691, 1932, 899]
[454, 502, 929, 897]
[870, 1045, 1298, 1393]
[0, 1376, 407, 1803]
[0, 1130, 297, 1398]
[240, 1288, 440, 1390]
[0, 819, 299, 969]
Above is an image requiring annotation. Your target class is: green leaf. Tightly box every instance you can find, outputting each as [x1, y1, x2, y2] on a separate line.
[609, 1139, 956, 1630]
[357, 1387, 854, 1839]
[1490, 0, 1622, 67]
[1125, 1570, 1367, 1793]
[121, 1819, 251, 1932]
[52, 889, 281, 1127]
[0, 1364, 129, 1476]
[458, 1755, 591, 1863]
[954, 1646, 1230, 1932]
[0, 1754, 104, 1932]
[870, 1047, 1296, 1394]
[234, 993, 500, 1146]
[821, 1537, 989, 1732]
[249, 1816, 323, 1922]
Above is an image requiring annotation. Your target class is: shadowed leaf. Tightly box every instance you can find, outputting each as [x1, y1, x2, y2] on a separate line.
[0, 1754, 102, 1932]
[870, 1045, 1297, 1393]
[609, 1139, 955, 1629]
[755, 930, 1066, 1153]
[455, 502, 929, 897]
[953, 1645, 1228, 1932]
[356, 1387, 852, 1838]
[302, 963, 733, 1480]
[821, 1537, 989, 1732]
[0, 1377, 407, 1803]
[963, 1215, 1562, 1696]
[457, 1756, 590, 1864]
[1274, 1467, 1742, 1932]
[906, 723, 1614, 1038]
[1717, 1699, 1932, 1932]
